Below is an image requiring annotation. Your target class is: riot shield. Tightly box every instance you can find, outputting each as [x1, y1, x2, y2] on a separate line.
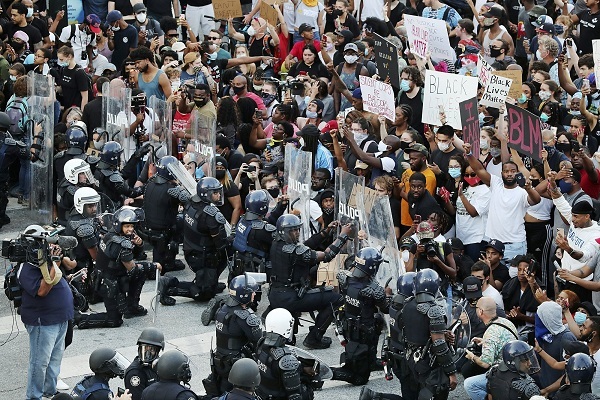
[27, 72, 54, 225]
[288, 345, 333, 380]
[440, 297, 471, 362]
[189, 109, 216, 178]
[364, 193, 402, 288]
[148, 96, 172, 158]
[334, 168, 367, 256]
[102, 81, 131, 161]
[284, 144, 313, 242]
[167, 159, 198, 195]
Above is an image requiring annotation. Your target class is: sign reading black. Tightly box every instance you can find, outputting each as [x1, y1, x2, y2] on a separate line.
[373, 33, 399, 89]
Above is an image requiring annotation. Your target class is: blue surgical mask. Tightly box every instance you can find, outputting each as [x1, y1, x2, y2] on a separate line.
[306, 110, 318, 119]
[540, 112, 550, 123]
[448, 167, 461, 178]
[400, 79, 411, 92]
[570, 110, 581, 116]
[517, 93, 528, 104]
[558, 179, 573, 193]
[479, 112, 486, 126]
[574, 311, 587, 325]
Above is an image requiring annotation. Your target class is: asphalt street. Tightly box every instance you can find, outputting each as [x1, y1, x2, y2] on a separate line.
[0, 199, 467, 399]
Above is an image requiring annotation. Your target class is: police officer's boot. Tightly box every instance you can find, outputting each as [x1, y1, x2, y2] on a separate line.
[159, 276, 178, 306]
[303, 326, 332, 349]
[201, 293, 228, 326]
[124, 281, 147, 318]
[330, 366, 355, 383]
[359, 387, 385, 400]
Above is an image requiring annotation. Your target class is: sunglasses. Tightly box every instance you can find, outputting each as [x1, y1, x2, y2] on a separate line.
[167, 34, 179, 38]
[208, 36, 220, 40]
[464, 173, 477, 177]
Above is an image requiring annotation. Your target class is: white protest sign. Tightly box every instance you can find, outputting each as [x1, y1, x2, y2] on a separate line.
[359, 76, 395, 122]
[403, 15, 455, 63]
[477, 56, 495, 87]
[480, 74, 513, 108]
[593, 40, 600, 85]
[404, 15, 429, 59]
[422, 70, 479, 129]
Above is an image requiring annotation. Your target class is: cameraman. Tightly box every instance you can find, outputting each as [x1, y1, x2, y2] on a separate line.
[463, 297, 518, 400]
[406, 221, 457, 294]
[18, 226, 74, 400]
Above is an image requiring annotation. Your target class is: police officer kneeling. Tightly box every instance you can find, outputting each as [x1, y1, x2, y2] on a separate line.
[72, 347, 129, 400]
[487, 340, 541, 400]
[220, 358, 262, 400]
[554, 353, 600, 400]
[124, 327, 164, 400]
[141, 350, 198, 400]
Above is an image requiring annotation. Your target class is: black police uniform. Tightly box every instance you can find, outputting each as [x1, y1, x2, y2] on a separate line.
[0, 131, 30, 221]
[124, 357, 159, 400]
[94, 160, 144, 207]
[203, 298, 264, 397]
[76, 232, 152, 328]
[219, 388, 259, 400]
[71, 375, 112, 400]
[232, 214, 278, 277]
[387, 293, 417, 396]
[141, 380, 199, 400]
[554, 385, 600, 400]
[487, 362, 541, 400]
[56, 178, 80, 224]
[255, 333, 312, 400]
[332, 272, 388, 385]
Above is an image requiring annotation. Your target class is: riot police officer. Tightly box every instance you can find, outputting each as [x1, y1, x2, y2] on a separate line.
[54, 121, 98, 183]
[141, 350, 198, 400]
[71, 347, 129, 400]
[124, 327, 164, 400]
[256, 308, 312, 400]
[553, 353, 599, 400]
[331, 247, 389, 385]
[226, 358, 261, 400]
[202, 275, 263, 398]
[142, 155, 187, 274]
[269, 214, 352, 349]
[75, 206, 161, 328]
[487, 340, 541, 400]
[401, 269, 457, 400]
[57, 159, 97, 224]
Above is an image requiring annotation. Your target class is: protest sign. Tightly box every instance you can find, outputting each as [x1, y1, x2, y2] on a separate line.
[506, 103, 543, 162]
[493, 69, 522, 100]
[593, 40, 600, 84]
[422, 70, 479, 129]
[480, 74, 513, 108]
[477, 57, 494, 87]
[373, 33, 400, 89]
[460, 97, 480, 157]
[404, 15, 429, 59]
[213, 0, 243, 19]
[403, 15, 455, 63]
[359, 76, 395, 122]
[260, 1, 278, 25]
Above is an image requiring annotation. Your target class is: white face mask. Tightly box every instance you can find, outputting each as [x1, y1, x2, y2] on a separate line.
[326, 43, 334, 52]
[535, 49, 542, 60]
[209, 43, 217, 51]
[136, 12, 147, 23]
[377, 141, 388, 152]
[236, 52, 246, 58]
[402, 249, 410, 263]
[480, 138, 489, 150]
[209, 52, 217, 60]
[26, 7, 33, 18]
[437, 141, 450, 152]
[299, 137, 305, 147]
[111, 24, 121, 32]
[344, 55, 358, 64]
[364, 48, 369, 56]
[9, 75, 16, 81]
[247, 26, 256, 37]
[353, 131, 368, 143]
[171, 79, 181, 91]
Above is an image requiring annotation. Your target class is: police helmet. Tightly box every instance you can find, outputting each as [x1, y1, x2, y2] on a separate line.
[352, 247, 383, 278]
[276, 214, 302, 244]
[100, 141, 123, 166]
[112, 206, 145, 233]
[265, 308, 295, 339]
[502, 340, 540, 374]
[414, 268, 440, 302]
[229, 274, 259, 305]
[137, 327, 165, 365]
[0, 111, 11, 130]
[74, 187, 101, 217]
[64, 159, 93, 185]
[228, 358, 261, 388]
[396, 272, 417, 297]
[566, 353, 596, 393]
[89, 347, 129, 378]
[245, 190, 269, 219]
[66, 122, 88, 151]
[92, 127, 108, 150]
[155, 350, 192, 383]
[156, 155, 178, 180]
[196, 177, 224, 206]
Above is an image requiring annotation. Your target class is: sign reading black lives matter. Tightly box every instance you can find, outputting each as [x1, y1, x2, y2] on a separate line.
[373, 33, 399, 89]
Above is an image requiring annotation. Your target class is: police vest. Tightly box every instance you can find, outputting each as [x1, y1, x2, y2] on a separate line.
[71, 376, 110, 400]
[232, 218, 266, 258]
[215, 304, 253, 355]
[255, 345, 292, 399]
[401, 298, 435, 347]
[144, 179, 178, 229]
[142, 380, 195, 400]
[487, 365, 528, 400]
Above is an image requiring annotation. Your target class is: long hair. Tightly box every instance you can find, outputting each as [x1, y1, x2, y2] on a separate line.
[217, 96, 240, 128]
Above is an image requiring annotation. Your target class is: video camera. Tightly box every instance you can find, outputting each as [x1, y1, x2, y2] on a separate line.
[279, 78, 306, 97]
[131, 94, 147, 115]
[1, 226, 78, 264]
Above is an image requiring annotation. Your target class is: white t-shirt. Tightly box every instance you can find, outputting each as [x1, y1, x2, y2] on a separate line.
[456, 184, 491, 245]
[482, 285, 504, 309]
[485, 175, 530, 243]
[354, 0, 385, 21]
[486, 159, 502, 178]
[59, 24, 96, 68]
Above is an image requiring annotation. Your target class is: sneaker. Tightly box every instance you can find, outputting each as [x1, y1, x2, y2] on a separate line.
[56, 378, 69, 390]
[124, 305, 148, 319]
[201, 294, 227, 326]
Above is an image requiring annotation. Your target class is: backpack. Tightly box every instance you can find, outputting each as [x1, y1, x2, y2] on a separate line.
[336, 62, 364, 84]
[4, 263, 22, 308]
[6, 99, 27, 137]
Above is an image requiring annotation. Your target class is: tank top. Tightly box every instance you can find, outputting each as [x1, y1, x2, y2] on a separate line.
[137, 69, 165, 101]
[482, 26, 507, 64]
[339, 68, 359, 111]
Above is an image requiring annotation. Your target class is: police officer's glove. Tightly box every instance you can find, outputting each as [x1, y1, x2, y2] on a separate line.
[134, 142, 152, 159]
[131, 185, 145, 198]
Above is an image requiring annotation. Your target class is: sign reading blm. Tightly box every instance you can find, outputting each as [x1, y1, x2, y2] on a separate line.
[506, 103, 543, 162]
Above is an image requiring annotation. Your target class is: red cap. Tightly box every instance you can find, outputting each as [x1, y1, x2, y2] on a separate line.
[321, 120, 338, 133]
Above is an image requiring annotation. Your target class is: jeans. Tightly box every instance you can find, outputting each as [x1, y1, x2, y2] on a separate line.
[504, 241, 527, 278]
[464, 372, 488, 400]
[26, 321, 68, 400]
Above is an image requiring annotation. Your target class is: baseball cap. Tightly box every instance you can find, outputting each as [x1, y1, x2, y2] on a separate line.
[482, 6, 503, 19]
[355, 160, 369, 170]
[463, 276, 483, 299]
[93, 63, 117, 76]
[171, 41, 186, 52]
[344, 43, 359, 53]
[133, 3, 147, 13]
[447, 237, 464, 251]
[532, 15, 553, 27]
[485, 239, 505, 254]
[537, 22, 555, 35]
[106, 10, 123, 24]
[573, 200, 595, 215]
[400, 237, 416, 249]
[527, 5, 547, 19]
[298, 23, 313, 33]
[85, 14, 102, 34]
[416, 221, 435, 240]
[321, 120, 338, 133]
[183, 52, 199, 68]
[404, 143, 429, 156]
[351, 87, 362, 99]
[353, 41, 366, 53]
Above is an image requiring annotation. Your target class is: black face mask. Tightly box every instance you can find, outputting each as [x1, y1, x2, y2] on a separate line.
[194, 97, 208, 108]
[555, 142, 571, 154]
[11, 40, 24, 52]
[232, 86, 245, 95]
[531, 80, 542, 92]
[332, 9, 343, 17]
[399, 141, 410, 150]
[489, 48, 502, 58]
[267, 187, 280, 198]
[530, 179, 540, 187]
[215, 170, 226, 179]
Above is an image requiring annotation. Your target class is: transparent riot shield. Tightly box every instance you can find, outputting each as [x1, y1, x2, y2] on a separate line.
[438, 296, 471, 362]
[102, 81, 131, 160]
[148, 96, 172, 158]
[189, 109, 216, 178]
[288, 345, 333, 380]
[284, 144, 313, 242]
[27, 72, 54, 225]
[334, 168, 367, 256]
[364, 194, 402, 287]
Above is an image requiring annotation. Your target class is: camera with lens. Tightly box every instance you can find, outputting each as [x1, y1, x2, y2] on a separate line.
[420, 240, 438, 257]
[467, 341, 482, 355]
[280, 78, 306, 97]
[1, 237, 28, 263]
[131, 94, 147, 115]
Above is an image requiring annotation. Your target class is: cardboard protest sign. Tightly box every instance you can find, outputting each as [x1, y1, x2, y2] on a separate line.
[404, 15, 429, 59]
[359, 76, 395, 122]
[477, 57, 494, 87]
[506, 103, 543, 162]
[493, 69, 522, 100]
[594, 40, 600, 85]
[213, 0, 243, 20]
[422, 70, 479, 129]
[403, 15, 455, 63]
[260, 1, 278, 25]
[480, 74, 513, 108]
[460, 97, 480, 157]
[373, 33, 400, 89]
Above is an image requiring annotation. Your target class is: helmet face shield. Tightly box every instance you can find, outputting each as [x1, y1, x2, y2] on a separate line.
[107, 351, 129, 378]
[209, 187, 224, 206]
[82, 200, 101, 218]
[139, 344, 160, 364]
[283, 226, 301, 244]
[515, 349, 541, 374]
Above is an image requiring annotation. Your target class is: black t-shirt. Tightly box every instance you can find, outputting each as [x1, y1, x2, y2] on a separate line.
[114, 0, 134, 15]
[3, 22, 43, 50]
[410, 241, 453, 287]
[219, 181, 241, 223]
[398, 88, 424, 136]
[288, 62, 331, 80]
[30, 17, 49, 39]
[145, 0, 177, 17]
[390, 197, 401, 228]
[53, 65, 89, 108]
[408, 190, 442, 221]
[226, 149, 244, 172]
[491, 262, 510, 286]
[207, 58, 229, 84]
[111, 25, 138, 70]
[243, 32, 275, 64]
[338, 14, 360, 38]
[431, 147, 462, 174]
[576, 9, 600, 55]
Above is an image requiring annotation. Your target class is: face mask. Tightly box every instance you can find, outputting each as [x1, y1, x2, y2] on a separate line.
[517, 93, 528, 104]
[57, 60, 69, 67]
[232, 86, 245, 95]
[353, 131, 368, 143]
[171, 79, 181, 90]
[299, 137, 305, 147]
[333, 9, 343, 17]
[530, 178, 540, 187]
[437, 142, 450, 152]
[448, 167, 461, 178]
[136, 12, 147, 23]
[556, 142, 571, 154]
[479, 112, 486, 126]
[400, 79, 411, 92]
[377, 141, 388, 152]
[364, 48, 369, 56]
[402, 249, 410, 263]
[539, 91, 551, 101]
[194, 98, 208, 108]
[489, 47, 502, 58]
[246, 26, 256, 37]
[544, 145, 556, 157]
[306, 110, 318, 119]
[323, 206, 334, 215]
[215, 170, 226, 179]
[536, 49, 542, 60]
[574, 312, 587, 325]
[326, 43, 334, 52]
[483, 17, 495, 27]
[267, 187, 280, 198]
[480, 138, 489, 150]
[490, 147, 502, 158]
[558, 180, 573, 193]
[531, 80, 542, 92]
[254, 84, 263, 91]
[262, 93, 276, 106]
[400, 141, 410, 150]
[11, 40, 24, 52]
[26, 7, 33, 18]
[209, 52, 217, 60]
[464, 175, 481, 186]
[236, 52, 246, 58]
[93, 139, 105, 150]
[582, 331, 595, 343]
[540, 112, 550, 123]
[193, 65, 202, 73]
[9, 75, 16, 81]
[570, 110, 581, 116]
[344, 55, 358, 64]
[111, 24, 121, 32]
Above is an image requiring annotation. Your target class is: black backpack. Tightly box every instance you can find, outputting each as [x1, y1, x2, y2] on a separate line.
[5, 99, 27, 137]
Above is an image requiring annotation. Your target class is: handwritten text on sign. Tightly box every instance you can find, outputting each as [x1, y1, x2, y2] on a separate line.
[212, 0, 243, 19]
[480, 74, 513, 108]
[422, 70, 479, 129]
[359, 76, 395, 122]
[403, 15, 455, 63]
[477, 57, 494, 87]
[405, 16, 429, 58]
[506, 103, 543, 162]
[459, 97, 480, 158]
